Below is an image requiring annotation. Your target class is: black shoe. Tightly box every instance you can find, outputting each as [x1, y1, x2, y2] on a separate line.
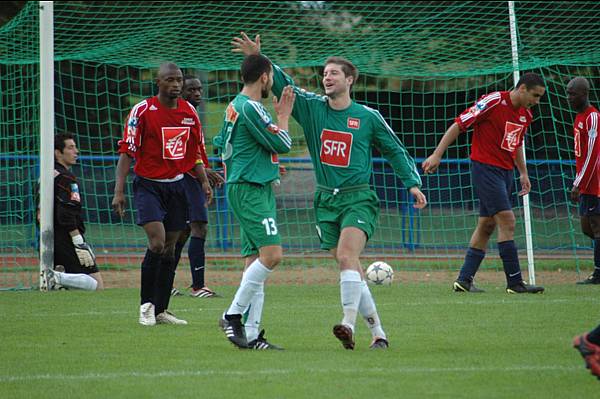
[248, 329, 284, 350]
[506, 281, 544, 294]
[369, 337, 389, 349]
[576, 274, 600, 285]
[333, 324, 355, 350]
[222, 314, 248, 349]
[453, 279, 484, 293]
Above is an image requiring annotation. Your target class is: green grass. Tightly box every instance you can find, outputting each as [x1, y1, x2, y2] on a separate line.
[1, 283, 599, 398]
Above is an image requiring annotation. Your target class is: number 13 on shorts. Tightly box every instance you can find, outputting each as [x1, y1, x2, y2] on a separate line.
[261, 217, 278, 235]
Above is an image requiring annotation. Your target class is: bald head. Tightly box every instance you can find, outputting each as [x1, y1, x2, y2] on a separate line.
[567, 77, 590, 112]
[158, 62, 181, 79]
[155, 62, 183, 102]
[567, 77, 590, 93]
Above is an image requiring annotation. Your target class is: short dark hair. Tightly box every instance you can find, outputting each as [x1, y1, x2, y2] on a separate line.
[325, 56, 359, 85]
[241, 54, 272, 84]
[516, 73, 545, 90]
[55, 132, 75, 152]
[182, 75, 200, 90]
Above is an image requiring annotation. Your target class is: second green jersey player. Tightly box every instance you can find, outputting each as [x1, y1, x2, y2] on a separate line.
[233, 32, 427, 351]
[215, 54, 295, 350]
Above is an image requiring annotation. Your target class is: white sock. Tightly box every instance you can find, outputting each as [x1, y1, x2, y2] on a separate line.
[227, 259, 271, 315]
[340, 270, 362, 332]
[358, 281, 386, 339]
[55, 272, 98, 291]
[244, 287, 264, 342]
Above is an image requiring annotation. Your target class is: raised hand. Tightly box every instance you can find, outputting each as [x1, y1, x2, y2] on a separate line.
[231, 31, 261, 56]
[273, 85, 295, 119]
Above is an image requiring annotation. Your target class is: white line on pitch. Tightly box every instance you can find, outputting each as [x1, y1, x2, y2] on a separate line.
[0, 365, 580, 383]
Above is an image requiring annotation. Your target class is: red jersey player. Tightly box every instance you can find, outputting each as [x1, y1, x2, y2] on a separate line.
[112, 62, 212, 326]
[567, 77, 600, 285]
[423, 73, 546, 294]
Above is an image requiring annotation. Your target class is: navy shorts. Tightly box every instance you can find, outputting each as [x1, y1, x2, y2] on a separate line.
[471, 160, 514, 217]
[133, 176, 188, 231]
[182, 173, 208, 223]
[579, 194, 600, 216]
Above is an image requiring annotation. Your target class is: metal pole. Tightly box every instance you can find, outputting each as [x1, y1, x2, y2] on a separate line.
[39, 1, 54, 291]
[508, 1, 536, 285]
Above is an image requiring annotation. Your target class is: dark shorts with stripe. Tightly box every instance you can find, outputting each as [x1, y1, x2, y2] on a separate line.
[182, 173, 208, 223]
[579, 194, 600, 216]
[133, 175, 188, 231]
[471, 160, 514, 217]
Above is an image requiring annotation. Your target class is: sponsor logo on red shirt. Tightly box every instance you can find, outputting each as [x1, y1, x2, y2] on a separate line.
[501, 122, 524, 153]
[162, 127, 190, 160]
[347, 117, 360, 129]
[320, 129, 353, 167]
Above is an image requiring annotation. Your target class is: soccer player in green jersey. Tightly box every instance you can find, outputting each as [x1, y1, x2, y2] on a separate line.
[232, 33, 427, 350]
[214, 54, 295, 349]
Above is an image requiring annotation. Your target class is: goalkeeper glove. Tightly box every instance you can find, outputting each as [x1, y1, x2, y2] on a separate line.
[71, 234, 96, 267]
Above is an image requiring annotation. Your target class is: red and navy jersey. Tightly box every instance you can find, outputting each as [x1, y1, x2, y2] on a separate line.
[455, 91, 532, 170]
[118, 96, 205, 179]
[572, 105, 600, 195]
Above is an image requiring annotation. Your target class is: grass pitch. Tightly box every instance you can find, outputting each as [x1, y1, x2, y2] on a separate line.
[1, 283, 599, 398]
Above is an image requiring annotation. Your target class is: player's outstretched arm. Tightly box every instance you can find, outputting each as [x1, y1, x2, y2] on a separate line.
[409, 186, 427, 209]
[422, 122, 461, 174]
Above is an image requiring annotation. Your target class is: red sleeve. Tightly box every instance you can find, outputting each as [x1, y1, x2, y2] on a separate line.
[574, 111, 600, 191]
[455, 92, 502, 132]
[198, 126, 210, 167]
[118, 100, 148, 156]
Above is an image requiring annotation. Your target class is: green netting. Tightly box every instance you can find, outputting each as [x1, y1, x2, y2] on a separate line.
[1, 1, 600, 289]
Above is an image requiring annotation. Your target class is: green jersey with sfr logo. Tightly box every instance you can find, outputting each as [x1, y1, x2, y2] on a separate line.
[214, 93, 292, 185]
[271, 62, 421, 190]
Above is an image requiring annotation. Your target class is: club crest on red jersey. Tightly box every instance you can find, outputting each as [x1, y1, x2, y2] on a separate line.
[501, 122, 524, 153]
[162, 127, 190, 160]
[320, 129, 353, 167]
[347, 117, 360, 129]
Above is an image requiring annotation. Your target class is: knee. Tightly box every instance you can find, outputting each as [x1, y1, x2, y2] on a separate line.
[191, 222, 207, 239]
[336, 252, 358, 269]
[481, 220, 497, 236]
[260, 248, 283, 268]
[497, 215, 516, 235]
[148, 240, 165, 254]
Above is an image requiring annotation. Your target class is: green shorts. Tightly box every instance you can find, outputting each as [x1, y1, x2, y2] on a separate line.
[227, 182, 281, 257]
[313, 184, 380, 250]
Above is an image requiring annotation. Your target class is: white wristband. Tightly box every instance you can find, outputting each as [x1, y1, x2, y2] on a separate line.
[72, 234, 84, 245]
